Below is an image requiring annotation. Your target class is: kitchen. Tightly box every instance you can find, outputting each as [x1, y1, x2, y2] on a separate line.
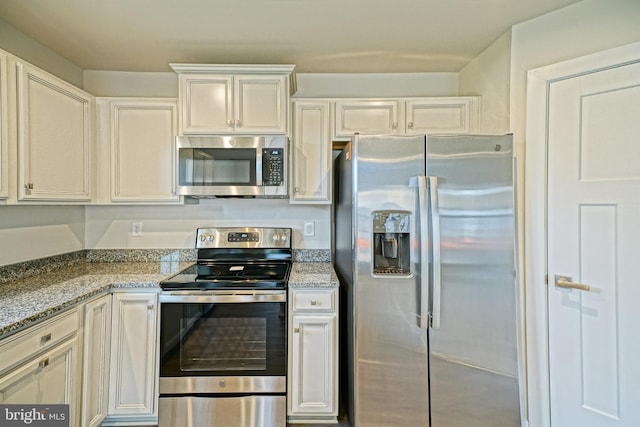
[1, 1, 640, 427]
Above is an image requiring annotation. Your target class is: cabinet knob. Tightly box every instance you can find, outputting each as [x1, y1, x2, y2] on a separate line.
[294, 187, 301, 193]
[392, 122, 398, 129]
[310, 300, 318, 306]
[40, 333, 52, 344]
[147, 304, 154, 310]
[39, 358, 50, 369]
[294, 327, 300, 333]
[408, 122, 414, 129]
[25, 183, 34, 190]
[226, 119, 233, 127]
[235, 119, 241, 127]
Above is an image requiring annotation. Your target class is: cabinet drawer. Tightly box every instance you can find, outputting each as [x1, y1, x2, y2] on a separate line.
[291, 289, 335, 312]
[0, 308, 79, 374]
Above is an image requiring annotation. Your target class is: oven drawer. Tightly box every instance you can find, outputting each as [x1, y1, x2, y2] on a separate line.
[159, 395, 285, 427]
[291, 289, 335, 312]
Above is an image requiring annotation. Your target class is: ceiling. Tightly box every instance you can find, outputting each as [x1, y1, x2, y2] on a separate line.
[0, 0, 581, 74]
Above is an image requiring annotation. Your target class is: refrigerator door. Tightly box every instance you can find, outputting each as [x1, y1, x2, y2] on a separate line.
[351, 134, 430, 427]
[426, 134, 521, 427]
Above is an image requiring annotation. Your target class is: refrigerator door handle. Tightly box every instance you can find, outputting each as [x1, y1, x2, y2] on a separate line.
[417, 176, 431, 330]
[428, 176, 442, 329]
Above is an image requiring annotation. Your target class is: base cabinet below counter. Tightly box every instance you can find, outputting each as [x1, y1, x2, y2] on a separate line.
[288, 287, 338, 424]
[103, 290, 159, 426]
[80, 294, 112, 427]
[0, 308, 81, 426]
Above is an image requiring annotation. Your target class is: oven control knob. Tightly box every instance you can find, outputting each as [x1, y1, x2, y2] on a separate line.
[207, 235, 215, 242]
[280, 234, 288, 242]
[199, 234, 206, 242]
[272, 233, 280, 242]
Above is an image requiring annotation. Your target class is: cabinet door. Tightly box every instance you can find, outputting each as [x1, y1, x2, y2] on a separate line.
[0, 339, 79, 425]
[405, 97, 479, 134]
[81, 295, 112, 427]
[289, 314, 337, 417]
[16, 61, 93, 201]
[179, 74, 233, 134]
[108, 292, 158, 418]
[334, 100, 401, 140]
[0, 51, 8, 199]
[234, 75, 287, 134]
[110, 99, 179, 203]
[291, 100, 332, 203]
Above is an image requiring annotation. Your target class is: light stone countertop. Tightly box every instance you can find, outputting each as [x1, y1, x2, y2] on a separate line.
[0, 260, 338, 340]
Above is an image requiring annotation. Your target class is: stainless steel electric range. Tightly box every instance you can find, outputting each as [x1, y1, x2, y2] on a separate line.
[158, 227, 292, 427]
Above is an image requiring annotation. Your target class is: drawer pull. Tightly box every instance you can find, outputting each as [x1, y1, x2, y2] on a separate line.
[40, 333, 52, 344]
[39, 358, 50, 369]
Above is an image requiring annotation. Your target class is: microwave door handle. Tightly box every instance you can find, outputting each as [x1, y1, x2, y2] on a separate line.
[256, 148, 263, 185]
[418, 176, 431, 330]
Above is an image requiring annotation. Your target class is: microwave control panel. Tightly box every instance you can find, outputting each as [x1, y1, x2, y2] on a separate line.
[262, 148, 284, 186]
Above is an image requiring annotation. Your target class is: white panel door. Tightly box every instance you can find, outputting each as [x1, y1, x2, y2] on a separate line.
[0, 50, 8, 199]
[291, 100, 332, 203]
[17, 61, 93, 201]
[110, 98, 179, 202]
[334, 100, 401, 139]
[547, 60, 640, 427]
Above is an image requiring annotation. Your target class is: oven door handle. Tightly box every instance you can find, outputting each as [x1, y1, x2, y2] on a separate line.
[159, 289, 287, 303]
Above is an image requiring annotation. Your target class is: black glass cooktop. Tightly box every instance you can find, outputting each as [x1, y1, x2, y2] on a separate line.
[160, 261, 291, 290]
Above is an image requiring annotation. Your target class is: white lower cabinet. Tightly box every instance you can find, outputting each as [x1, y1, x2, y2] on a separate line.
[80, 294, 112, 427]
[288, 288, 338, 423]
[105, 291, 159, 426]
[0, 308, 81, 426]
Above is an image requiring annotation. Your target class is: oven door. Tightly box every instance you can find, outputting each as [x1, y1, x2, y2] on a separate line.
[159, 290, 287, 389]
[158, 290, 287, 427]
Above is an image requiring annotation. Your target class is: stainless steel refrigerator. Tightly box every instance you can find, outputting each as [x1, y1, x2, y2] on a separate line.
[334, 133, 521, 427]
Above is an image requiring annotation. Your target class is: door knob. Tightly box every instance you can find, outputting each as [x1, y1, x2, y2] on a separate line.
[554, 275, 591, 292]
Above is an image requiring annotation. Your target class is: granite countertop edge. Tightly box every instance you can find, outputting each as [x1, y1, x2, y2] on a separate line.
[0, 260, 338, 340]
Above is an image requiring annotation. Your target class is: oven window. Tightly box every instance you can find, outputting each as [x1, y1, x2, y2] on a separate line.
[180, 316, 266, 371]
[160, 302, 286, 377]
[178, 148, 256, 186]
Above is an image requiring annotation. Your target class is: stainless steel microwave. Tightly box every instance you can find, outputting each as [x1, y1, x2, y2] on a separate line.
[176, 135, 288, 198]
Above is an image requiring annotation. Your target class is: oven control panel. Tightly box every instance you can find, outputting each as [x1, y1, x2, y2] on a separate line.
[196, 227, 292, 249]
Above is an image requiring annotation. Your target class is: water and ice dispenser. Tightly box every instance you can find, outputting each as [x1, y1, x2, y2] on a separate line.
[372, 211, 411, 275]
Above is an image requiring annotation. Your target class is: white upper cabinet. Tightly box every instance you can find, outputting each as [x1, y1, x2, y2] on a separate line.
[100, 98, 179, 203]
[172, 64, 295, 135]
[0, 51, 8, 199]
[405, 97, 479, 134]
[16, 61, 94, 202]
[334, 99, 402, 139]
[290, 100, 332, 204]
[333, 97, 479, 140]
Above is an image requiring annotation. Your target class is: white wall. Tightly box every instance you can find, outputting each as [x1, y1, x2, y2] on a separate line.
[0, 206, 85, 265]
[509, 0, 640, 425]
[85, 201, 330, 250]
[294, 72, 459, 98]
[459, 30, 511, 133]
[0, 18, 83, 88]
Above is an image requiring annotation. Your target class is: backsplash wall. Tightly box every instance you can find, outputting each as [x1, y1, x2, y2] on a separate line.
[0, 206, 86, 266]
[84, 200, 331, 250]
